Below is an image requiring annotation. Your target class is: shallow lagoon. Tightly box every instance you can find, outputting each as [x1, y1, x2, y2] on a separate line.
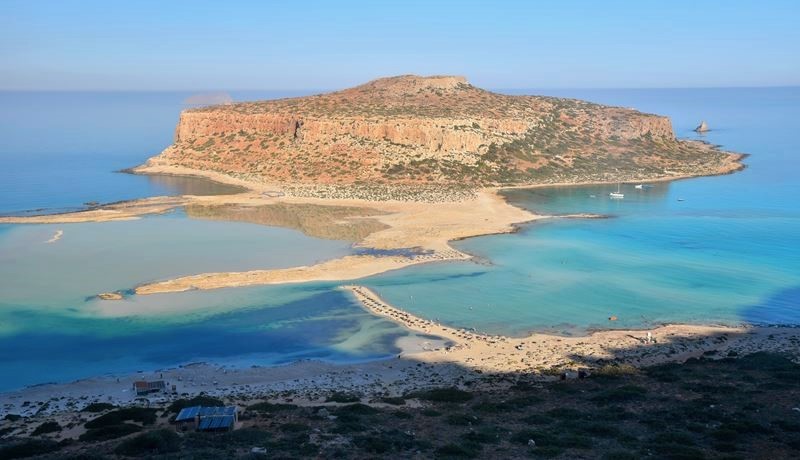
[1, 88, 799, 391]
[364, 88, 800, 335]
[0, 212, 410, 391]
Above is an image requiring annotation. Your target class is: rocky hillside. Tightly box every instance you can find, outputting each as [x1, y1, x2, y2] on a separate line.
[140, 75, 742, 187]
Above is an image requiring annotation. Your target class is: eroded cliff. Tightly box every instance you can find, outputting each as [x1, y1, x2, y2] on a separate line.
[140, 75, 742, 187]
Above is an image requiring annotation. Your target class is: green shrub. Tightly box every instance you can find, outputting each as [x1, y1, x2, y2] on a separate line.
[79, 423, 142, 442]
[602, 451, 638, 460]
[84, 408, 157, 429]
[435, 442, 480, 458]
[325, 392, 361, 403]
[167, 395, 224, 413]
[461, 426, 503, 444]
[591, 385, 648, 404]
[114, 429, 181, 456]
[0, 439, 61, 459]
[379, 396, 406, 405]
[335, 403, 378, 416]
[224, 428, 272, 446]
[652, 431, 696, 446]
[81, 402, 115, 413]
[31, 421, 61, 436]
[649, 442, 707, 459]
[279, 422, 310, 433]
[409, 387, 473, 403]
[246, 401, 297, 413]
[594, 363, 639, 379]
[446, 413, 480, 426]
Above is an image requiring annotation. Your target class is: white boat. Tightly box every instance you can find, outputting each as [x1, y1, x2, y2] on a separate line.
[634, 184, 643, 189]
[609, 183, 624, 199]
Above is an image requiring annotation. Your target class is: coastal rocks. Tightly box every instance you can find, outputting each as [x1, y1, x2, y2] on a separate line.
[97, 292, 123, 301]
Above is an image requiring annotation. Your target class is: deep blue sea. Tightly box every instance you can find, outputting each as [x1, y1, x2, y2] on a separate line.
[0, 88, 798, 391]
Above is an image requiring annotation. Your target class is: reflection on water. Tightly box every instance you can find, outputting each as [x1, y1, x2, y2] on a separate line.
[143, 173, 246, 196]
[502, 182, 672, 216]
[0, 214, 354, 307]
[185, 202, 388, 242]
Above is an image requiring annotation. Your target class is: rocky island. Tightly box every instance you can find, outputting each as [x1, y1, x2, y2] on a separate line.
[135, 75, 742, 200]
[1, 75, 746, 296]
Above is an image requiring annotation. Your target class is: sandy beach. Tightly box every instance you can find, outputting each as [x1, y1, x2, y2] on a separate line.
[4, 164, 796, 421]
[3, 283, 798, 420]
[0, 157, 742, 299]
[1, 167, 542, 298]
[133, 187, 539, 295]
[342, 285, 800, 372]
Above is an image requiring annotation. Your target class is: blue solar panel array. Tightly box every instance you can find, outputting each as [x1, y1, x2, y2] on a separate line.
[175, 406, 237, 424]
[198, 415, 235, 430]
[175, 406, 200, 422]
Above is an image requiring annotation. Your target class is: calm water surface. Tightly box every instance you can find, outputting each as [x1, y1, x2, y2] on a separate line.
[365, 88, 800, 335]
[1, 88, 798, 391]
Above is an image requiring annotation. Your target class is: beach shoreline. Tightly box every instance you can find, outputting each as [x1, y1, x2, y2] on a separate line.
[2, 283, 797, 418]
[5, 157, 729, 298]
[1, 150, 778, 416]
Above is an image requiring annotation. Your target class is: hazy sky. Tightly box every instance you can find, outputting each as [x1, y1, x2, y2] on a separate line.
[2, 0, 798, 90]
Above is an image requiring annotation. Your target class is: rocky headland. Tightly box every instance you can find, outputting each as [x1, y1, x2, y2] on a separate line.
[134, 75, 743, 198]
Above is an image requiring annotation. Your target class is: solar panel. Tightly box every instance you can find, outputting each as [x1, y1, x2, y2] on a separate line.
[198, 417, 212, 430]
[195, 406, 236, 417]
[196, 415, 234, 430]
[179, 406, 237, 429]
[175, 406, 201, 422]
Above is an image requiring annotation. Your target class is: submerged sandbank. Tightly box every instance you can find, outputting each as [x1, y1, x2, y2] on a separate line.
[3, 283, 797, 417]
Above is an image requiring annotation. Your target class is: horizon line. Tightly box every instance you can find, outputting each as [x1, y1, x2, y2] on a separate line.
[1, 85, 799, 93]
[0, 83, 800, 93]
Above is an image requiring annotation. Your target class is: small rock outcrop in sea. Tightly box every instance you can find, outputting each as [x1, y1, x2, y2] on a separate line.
[97, 292, 123, 301]
[694, 120, 710, 132]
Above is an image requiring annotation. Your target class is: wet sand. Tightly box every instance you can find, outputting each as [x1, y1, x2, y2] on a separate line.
[2, 176, 542, 299]
[3, 283, 797, 419]
[134, 189, 537, 296]
[343, 285, 800, 373]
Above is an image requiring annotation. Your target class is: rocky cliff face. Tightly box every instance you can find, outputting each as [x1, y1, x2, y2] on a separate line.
[142, 75, 739, 186]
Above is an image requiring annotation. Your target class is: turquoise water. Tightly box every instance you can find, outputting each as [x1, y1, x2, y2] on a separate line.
[0, 215, 405, 391]
[0, 91, 310, 215]
[0, 211, 353, 307]
[364, 88, 800, 335]
[1, 88, 798, 391]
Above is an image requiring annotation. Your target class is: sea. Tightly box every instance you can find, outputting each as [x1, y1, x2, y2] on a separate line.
[0, 88, 798, 391]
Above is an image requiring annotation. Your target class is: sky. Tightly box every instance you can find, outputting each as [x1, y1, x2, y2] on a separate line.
[1, 0, 798, 90]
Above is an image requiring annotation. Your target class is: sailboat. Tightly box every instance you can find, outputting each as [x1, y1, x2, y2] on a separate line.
[609, 183, 624, 199]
